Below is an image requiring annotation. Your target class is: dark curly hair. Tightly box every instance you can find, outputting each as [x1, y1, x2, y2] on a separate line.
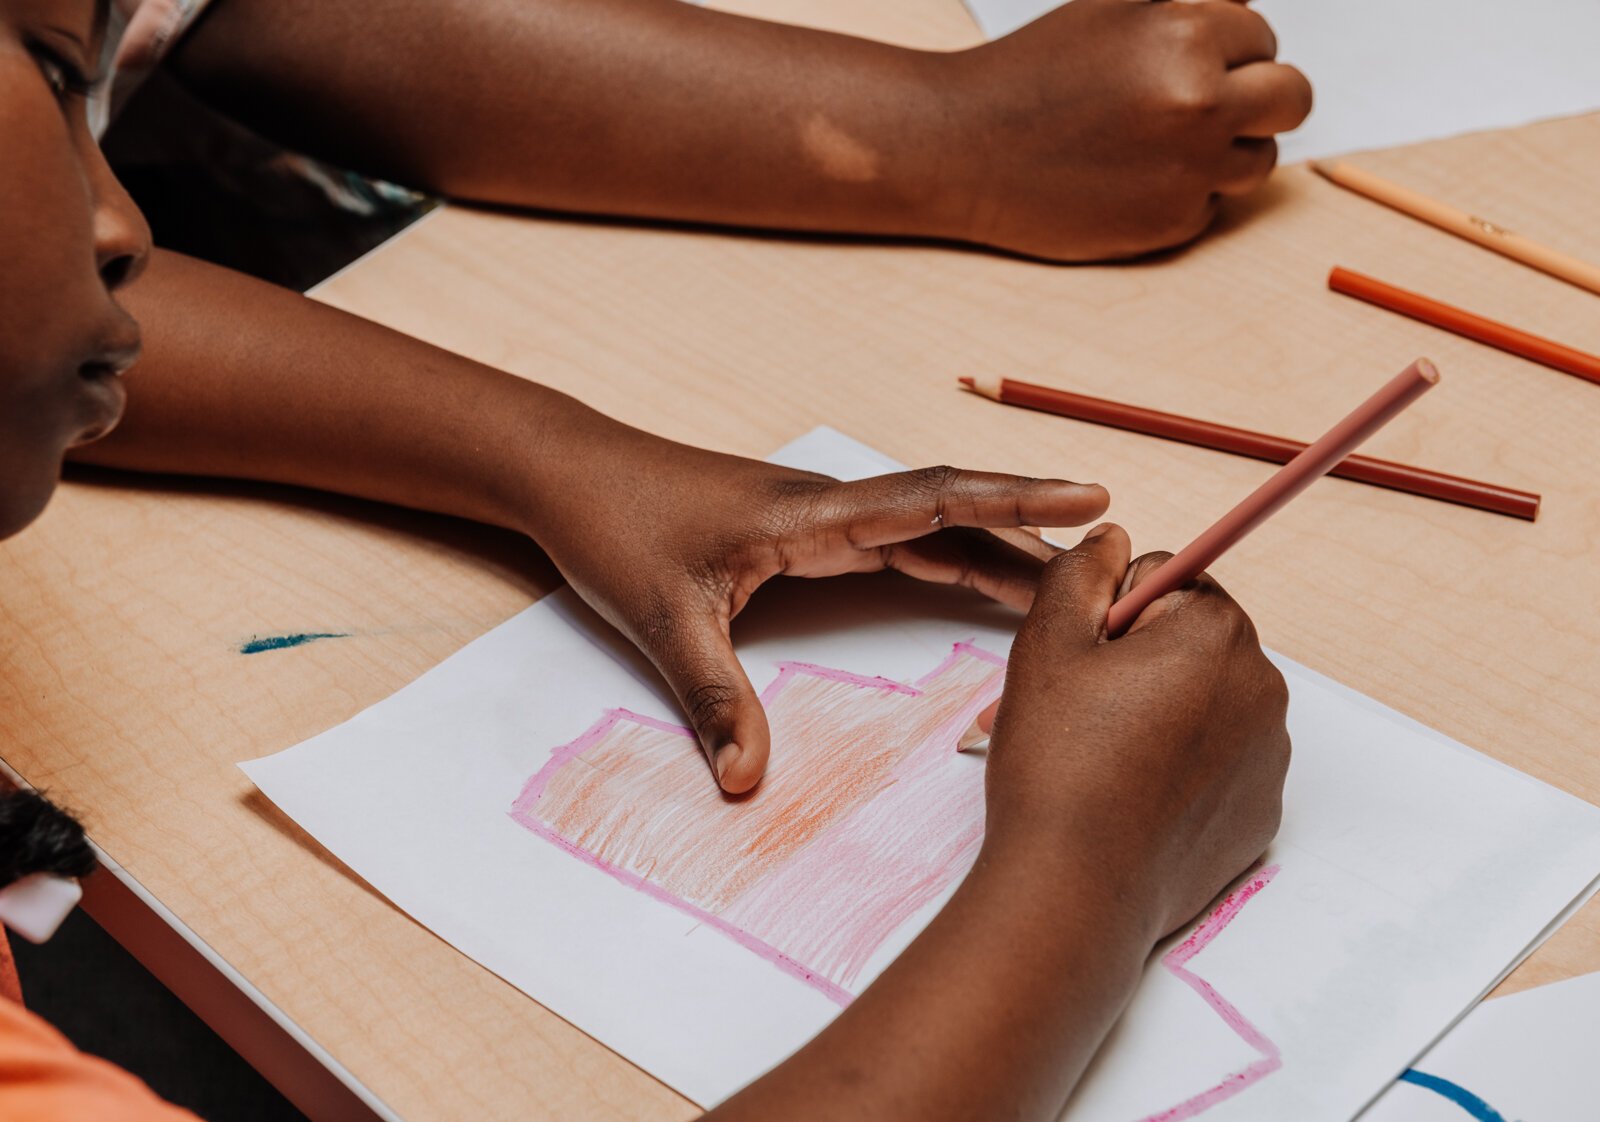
[0, 789, 96, 888]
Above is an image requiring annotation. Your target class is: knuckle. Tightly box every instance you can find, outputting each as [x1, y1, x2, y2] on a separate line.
[1026, 551, 1095, 619]
[1043, 547, 1099, 584]
[682, 679, 741, 734]
[1263, 660, 1290, 708]
[765, 475, 833, 506]
[1217, 603, 1257, 649]
[1159, 71, 1225, 117]
[765, 478, 842, 547]
[907, 464, 964, 495]
[1160, 5, 1210, 48]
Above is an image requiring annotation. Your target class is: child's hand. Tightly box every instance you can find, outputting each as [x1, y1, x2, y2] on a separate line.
[984, 524, 1290, 938]
[522, 424, 1108, 794]
[940, 0, 1313, 262]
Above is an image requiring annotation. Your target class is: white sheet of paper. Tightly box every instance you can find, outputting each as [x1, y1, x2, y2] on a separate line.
[1365, 971, 1600, 1121]
[959, 0, 1600, 163]
[243, 427, 1600, 1119]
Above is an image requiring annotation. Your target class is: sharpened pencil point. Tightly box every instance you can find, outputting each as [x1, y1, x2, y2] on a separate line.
[961, 374, 1003, 400]
[956, 721, 990, 753]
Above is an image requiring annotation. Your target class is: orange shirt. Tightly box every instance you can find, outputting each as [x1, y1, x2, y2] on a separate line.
[0, 933, 200, 1121]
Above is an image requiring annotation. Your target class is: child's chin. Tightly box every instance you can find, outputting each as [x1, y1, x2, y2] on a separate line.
[0, 470, 61, 542]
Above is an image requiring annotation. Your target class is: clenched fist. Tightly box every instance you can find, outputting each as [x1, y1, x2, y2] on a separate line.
[936, 0, 1313, 260]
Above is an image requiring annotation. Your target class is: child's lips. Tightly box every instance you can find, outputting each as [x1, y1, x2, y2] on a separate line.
[71, 363, 128, 445]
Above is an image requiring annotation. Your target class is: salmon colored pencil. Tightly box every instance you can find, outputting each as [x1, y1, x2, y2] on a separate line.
[958, 375, 1537, 520]
[1313, 161, 1600, 297]
[958, 359, 1441, 751]
[1330, 266, 1600, 387]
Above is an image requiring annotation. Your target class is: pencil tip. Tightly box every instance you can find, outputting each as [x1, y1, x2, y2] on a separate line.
[956, 722, 990, 752]
[1310, 160, 1335, 178]
[958, 376, 975, 390]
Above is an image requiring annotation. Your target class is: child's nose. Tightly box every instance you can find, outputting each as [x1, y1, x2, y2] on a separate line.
[88, 151, 151, 292]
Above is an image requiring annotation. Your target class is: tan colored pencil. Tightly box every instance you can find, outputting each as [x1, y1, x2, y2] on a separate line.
[1313, 160, 1600, 297]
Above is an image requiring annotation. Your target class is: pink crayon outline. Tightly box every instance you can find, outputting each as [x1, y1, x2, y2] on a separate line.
[509, 644, 1004, 1006]
[1136, 863, 1283, 1122]
[510, 707, 859, 1003]
[511, 646, 1282, 1117]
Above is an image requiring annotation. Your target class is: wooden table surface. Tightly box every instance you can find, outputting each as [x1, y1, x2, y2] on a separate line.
[3, 1, 1598, 1119]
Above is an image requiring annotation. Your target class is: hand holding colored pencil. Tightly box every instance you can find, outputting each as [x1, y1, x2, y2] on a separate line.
[959, 359, 1440, 750]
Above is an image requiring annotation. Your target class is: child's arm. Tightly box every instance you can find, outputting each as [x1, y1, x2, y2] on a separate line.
[73, 250, 1109, 792]
[165, 0, 1311, 261]
[705, 527, 1291, 1121]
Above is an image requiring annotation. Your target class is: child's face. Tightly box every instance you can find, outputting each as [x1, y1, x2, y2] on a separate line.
[0, 0, 147, 539]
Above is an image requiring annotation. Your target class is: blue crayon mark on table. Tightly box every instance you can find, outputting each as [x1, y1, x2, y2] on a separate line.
[239, 632, 350, 655]
[1399, 1068, 1511, 1122]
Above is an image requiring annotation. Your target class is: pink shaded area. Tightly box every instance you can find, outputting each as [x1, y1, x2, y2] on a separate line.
[518, 819, 853, 1006]
[723, 653, 1001, 985]
[1136, 864, 1283, 1122]
[513, 707, 693, 812]
[509, 642, 1004, 1003]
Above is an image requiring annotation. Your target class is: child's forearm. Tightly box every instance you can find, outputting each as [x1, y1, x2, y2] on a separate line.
[168, 0, 967, 244]
[166, 0, 1310, 262]
[705, 834, 1156, 1122]
[69, 249, 609, 535]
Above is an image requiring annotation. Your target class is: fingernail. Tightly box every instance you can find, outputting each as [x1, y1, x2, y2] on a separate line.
[713, 743, 740, 785]
[1085, 523, 1112, 540]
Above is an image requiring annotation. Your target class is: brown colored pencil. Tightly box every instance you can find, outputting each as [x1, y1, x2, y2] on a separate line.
[1329, 266, 1600, 388]
[957, 375, 1539, 521]
[959, 359, 1443, 749]
[1313, 161, 1600, 297]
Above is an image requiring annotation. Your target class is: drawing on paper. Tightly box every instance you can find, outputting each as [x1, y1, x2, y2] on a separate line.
[1139, 864, 1282, 1122]
[510, 640, 1006, 1004]
[1395, 1070, 1508, 1122]
[510, 640, 1284, 1118]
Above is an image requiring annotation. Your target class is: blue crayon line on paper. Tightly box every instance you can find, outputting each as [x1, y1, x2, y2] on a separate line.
[239, 632, 350, 656]
[1398, 1069, 1509, 1122]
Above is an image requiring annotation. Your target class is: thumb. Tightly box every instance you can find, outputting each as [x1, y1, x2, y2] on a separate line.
[1019, 523, 1134, 650]
[645, 613, 772, 795]
[977, 524, 1131, 743]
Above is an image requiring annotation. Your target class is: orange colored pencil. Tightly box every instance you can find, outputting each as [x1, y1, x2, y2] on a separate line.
[1330, 267, 1600, 387]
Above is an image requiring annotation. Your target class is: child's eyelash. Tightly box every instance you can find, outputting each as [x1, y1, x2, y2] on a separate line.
[29, 42, 100, 100]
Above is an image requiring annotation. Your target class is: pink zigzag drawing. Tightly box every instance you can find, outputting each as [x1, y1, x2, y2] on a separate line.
[1136, 864, 1283, 1122]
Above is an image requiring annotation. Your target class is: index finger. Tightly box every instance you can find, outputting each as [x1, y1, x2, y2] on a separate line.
[825, 466, 1110, 551]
